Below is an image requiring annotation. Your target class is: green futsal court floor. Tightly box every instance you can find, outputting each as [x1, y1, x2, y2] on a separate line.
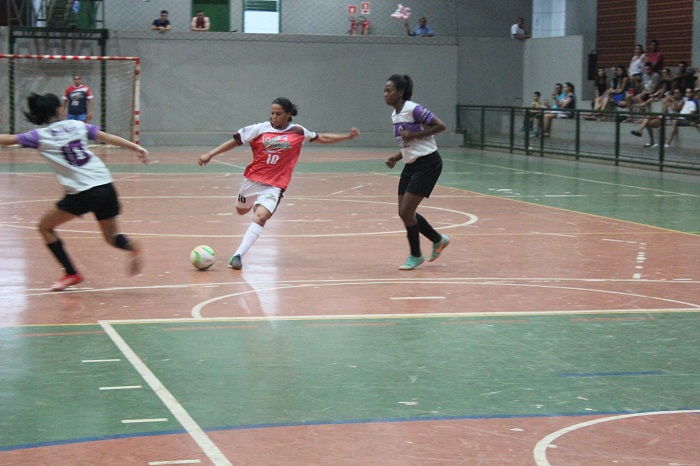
[3, 311, 699, 450]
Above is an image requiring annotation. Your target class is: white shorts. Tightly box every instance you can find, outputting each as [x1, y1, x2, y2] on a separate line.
[547, 110, 572, 119]
[237, 179, 283, 215]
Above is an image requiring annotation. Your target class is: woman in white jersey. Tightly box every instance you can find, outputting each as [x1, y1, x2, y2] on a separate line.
[0, 93, 149, 291]
[197, 97, 360, 270]
[384, 74, 449, 270]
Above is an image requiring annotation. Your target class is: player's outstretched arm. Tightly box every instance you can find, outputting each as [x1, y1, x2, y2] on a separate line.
[198, 137, 242, 166]
[0, 134, 20, 146]
[95, 131, 149, 164]
[313, 127, 360, 144]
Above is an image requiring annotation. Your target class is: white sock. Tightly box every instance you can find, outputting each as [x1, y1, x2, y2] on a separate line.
[234, 223, 264, 257]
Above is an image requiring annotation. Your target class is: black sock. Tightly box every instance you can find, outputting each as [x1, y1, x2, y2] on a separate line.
[415, 213, 442, 243]
[47, 239, 78, 275]
[113, 233, 131, 250]
[406, 223, 421, 257]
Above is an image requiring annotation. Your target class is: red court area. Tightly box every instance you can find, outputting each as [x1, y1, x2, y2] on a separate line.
[2, 412, 699, 465]
[1, 148, 699, 465]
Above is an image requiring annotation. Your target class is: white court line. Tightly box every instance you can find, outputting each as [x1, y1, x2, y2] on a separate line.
[100, 385, 142, 390]
[445, 157, 700, 198]
[0, 198, 477, 238]
[82, 359, 121, 363]
[100, 322, 232, 466]
[149, 461, 201, 465]
[17, 276, 700, 299]
[121, 418, 168, 424]
[390, 296, 445, 300]
[533, 409, 700, 466]
[211, 159, 247, 170]
[188, 280, 700, 319]
[100, 307, 700, 326]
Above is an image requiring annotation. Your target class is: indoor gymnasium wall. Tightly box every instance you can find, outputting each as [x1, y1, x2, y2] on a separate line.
[107, 32, 461, 147]
[0, 1, 543, 146]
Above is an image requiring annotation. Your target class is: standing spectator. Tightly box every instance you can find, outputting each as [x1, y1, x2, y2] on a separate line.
[151, 10, 171, 33]
[628, 44, 646, 89]
[541, 82, 576, 138]
[405, 17, 434, 37]
[196, 98, 360, 270]
[0, 93, 149, 291]
[191, 10, 210, 31]
[645, 39, 664, 73]
[383, 74, 449, 270]
[62, 75, 93, 122]
[511, 17, 530, 40]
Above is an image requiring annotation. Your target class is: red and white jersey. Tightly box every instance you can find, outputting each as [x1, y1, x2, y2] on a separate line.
[238, 121, 316, 190]
[63, 84, 93, 115]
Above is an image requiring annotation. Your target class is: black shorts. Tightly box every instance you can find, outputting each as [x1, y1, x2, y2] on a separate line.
[57, 183, 121, 221]
[398, 151, 443, 198]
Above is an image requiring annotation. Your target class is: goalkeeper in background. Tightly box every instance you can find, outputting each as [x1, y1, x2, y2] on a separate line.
[62, 74, 94, 122]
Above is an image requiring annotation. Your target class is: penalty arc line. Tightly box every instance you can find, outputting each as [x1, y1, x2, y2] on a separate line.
[99, 321, 232, 466]
[533, 409, 700, 466]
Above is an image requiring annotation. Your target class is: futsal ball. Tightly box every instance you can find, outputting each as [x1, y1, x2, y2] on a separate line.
[190, 245, 215, 270]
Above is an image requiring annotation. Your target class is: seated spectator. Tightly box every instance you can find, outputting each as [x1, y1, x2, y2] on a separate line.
[630, 88, 684, 147]
[599, 65, 632, 111]
[633, 63, 660, 112]
[536, 83, 564, 135]
[511, 17, 530, 40]
[191, 10, 210, 31]
[151, 10, 171, 33]
[664, 88, 698, 146]
[520, 91, 543, 132]
[646, 39, 664, 73]
[405, 17, 434, 36]
[586, 67, 611, 119]
[650, 67, 674, 111]
[540, 82, 576, 138]
[672, 62, 696, 93]
[628, 44, 646, 88]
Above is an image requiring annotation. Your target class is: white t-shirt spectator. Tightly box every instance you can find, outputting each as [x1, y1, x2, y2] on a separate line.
[510, 23, 525, 39]
[679, 98, 698, 116]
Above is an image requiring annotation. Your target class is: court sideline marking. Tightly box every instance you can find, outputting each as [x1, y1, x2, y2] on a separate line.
[99, 321, 233, 466]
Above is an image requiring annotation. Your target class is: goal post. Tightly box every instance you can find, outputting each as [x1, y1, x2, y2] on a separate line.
[0, 54, 141, 144]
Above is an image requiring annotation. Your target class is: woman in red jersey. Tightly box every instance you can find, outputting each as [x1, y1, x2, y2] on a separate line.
[197, 97, 360, 270]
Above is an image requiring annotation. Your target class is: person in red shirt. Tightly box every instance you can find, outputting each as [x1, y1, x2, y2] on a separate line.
[191, 10, 210, 31]
[62, 75, 94, 122]
[197, 97, 360, 270]
[645, 39, 664, 73]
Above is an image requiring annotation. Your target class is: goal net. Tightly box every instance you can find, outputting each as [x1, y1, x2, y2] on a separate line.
[0, 54, 141, 143]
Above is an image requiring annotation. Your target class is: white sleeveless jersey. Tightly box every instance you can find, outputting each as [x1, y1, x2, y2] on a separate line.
[391, 100, 439, 163]
[17, 120, 112, 194]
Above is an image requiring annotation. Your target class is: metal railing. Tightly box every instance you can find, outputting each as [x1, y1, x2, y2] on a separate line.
[4, 0, 104, 29]
[456, 105, 700, 172]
